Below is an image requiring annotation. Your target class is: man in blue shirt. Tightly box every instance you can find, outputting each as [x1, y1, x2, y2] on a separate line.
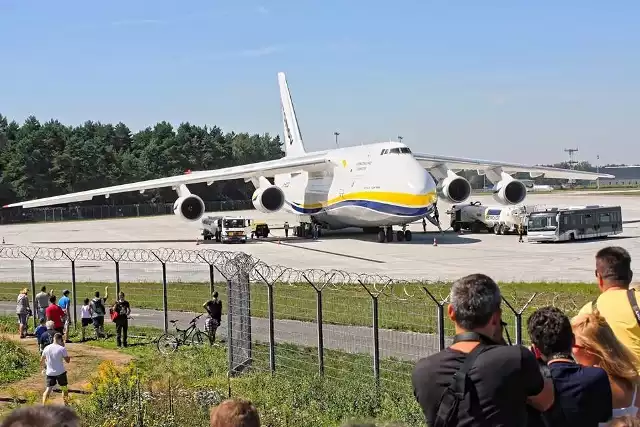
[57, 290, 71, 343]
[527, 306, 612, 427]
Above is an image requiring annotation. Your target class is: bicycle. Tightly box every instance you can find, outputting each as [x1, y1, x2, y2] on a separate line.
[156, 313, 210, 354]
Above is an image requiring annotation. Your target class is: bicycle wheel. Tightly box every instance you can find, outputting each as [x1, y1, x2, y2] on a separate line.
[157, 333, 179, 354]
[191, 330, 208, 346]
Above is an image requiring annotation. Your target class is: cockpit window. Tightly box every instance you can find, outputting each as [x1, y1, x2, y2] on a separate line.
[381, 147, 412, 155]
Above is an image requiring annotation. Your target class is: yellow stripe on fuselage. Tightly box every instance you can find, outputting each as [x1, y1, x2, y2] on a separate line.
[292, 190, 438, 209]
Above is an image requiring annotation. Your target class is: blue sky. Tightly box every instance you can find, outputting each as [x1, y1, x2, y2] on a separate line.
[1, 0, 638, 165]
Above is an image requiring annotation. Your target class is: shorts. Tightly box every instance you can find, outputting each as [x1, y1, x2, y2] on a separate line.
[46, 372, 68, 388]
[38, 308, 46, 320]
[206, 318, 220, 333]
[92, 316, 104, 328]
[17, 313, 28, 325]
[81, 318, 92, 327]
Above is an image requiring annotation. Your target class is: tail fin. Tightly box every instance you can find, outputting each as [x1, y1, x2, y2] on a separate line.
[278, 72, 306, 157]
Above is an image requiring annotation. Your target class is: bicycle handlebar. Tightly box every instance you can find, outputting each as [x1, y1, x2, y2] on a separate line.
[190, 313, 204, 323]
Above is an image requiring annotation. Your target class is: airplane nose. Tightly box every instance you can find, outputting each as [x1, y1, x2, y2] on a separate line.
[406, 162, 435, 195]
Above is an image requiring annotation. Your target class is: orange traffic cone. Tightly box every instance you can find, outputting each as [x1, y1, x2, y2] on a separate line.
[433, 238, 438, 246]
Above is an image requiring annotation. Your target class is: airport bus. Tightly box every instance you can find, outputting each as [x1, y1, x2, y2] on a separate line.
[527, 205, 622, 243]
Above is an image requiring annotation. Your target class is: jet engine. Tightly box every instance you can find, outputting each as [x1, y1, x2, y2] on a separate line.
[492, 176, 527, 205]
[437, 174, 472, 204]
[173, 194, 206, 222]
[252, 185, 285, 213]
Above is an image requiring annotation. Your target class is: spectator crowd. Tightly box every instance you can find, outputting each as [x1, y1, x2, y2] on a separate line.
[413, 246, 640, 427]
[6, 246, 640, 426]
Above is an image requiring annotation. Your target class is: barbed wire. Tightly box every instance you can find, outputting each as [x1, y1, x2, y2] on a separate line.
[0, 245, 405, 286]
[0, 245, 594, 310]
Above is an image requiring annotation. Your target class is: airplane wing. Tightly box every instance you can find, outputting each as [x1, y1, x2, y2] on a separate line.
[4, 153, 333, 209]
[413, 153, 614, 181]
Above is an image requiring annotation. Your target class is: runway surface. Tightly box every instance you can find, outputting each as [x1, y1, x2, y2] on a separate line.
[0, 302, 443, 361]
[0, 193, 639, 283]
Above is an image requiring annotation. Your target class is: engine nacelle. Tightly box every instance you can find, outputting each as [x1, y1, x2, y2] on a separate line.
[173, 194, 205, 222]
[492, 177, 527, 205]
[252, 185, 285, 213]
[437, 174, 472, 204]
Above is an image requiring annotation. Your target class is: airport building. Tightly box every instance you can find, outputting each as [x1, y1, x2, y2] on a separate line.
[598, 166, 640, 186]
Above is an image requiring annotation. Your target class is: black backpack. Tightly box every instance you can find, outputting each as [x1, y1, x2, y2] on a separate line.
[93, 297, 105, 315]
[433, 343, 488, 427]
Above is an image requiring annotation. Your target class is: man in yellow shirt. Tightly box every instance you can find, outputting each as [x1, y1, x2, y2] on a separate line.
[577, 246, 640, 370]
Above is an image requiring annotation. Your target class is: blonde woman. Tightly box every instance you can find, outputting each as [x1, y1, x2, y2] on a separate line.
[572, 313, 640, 423]
[15, 288, 30, 338]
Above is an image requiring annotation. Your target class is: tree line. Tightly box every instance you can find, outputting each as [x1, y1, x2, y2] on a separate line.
[0, 114, 284, 206]
[0, 113, 625, 207]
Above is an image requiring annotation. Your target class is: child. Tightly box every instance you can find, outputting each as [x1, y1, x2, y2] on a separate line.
[80, 298, 92, 342]
[34, 318, 47, 341]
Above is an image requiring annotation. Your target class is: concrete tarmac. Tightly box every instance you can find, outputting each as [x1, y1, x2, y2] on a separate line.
[0, 193, 639, 283]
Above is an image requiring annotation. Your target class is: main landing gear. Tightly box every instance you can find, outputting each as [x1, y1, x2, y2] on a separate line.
[376, 226, 412, 243]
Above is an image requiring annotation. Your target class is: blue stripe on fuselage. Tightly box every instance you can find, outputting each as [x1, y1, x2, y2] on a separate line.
[287, 200, 431, 217]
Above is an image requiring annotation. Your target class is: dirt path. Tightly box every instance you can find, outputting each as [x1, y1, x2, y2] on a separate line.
[0, 334, 132, 409]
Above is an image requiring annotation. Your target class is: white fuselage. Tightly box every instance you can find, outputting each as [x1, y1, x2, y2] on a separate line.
[272, 141, 437, 228]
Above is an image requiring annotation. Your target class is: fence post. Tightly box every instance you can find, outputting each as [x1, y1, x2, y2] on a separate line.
[303, 274, 325, 377]
[197, 254, 215, 296]
[151, 251, 171, 333]
[359, 279, 387, 387]
[106, 252, 121, 295]
[213, 265, 236, 377]
[423, 287, 449, 351]
[61, 250, 78, 329]
[501, 293, 538, 345]
[226, 278, 233, 375]
[20, 250, 39, 329]
[255, 270, 284, 374]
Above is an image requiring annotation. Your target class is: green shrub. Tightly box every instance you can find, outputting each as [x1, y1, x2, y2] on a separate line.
[73, 346, 421, 427]
[0, 338, 39, 385]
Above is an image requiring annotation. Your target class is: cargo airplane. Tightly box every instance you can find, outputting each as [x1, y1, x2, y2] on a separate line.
[5, 73, 613, 243]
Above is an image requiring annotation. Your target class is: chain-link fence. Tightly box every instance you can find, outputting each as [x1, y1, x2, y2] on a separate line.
[0, 200, 253, 224]
[0, 245, 593, 390]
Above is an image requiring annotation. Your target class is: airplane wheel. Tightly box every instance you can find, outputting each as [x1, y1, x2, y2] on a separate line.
[494, 225, 500, 235]
[452, 223, 461, 233]
[377, 230, 386, 243]
[386, 227, 393, 242]
[404, 230, 412, 241]
[397, 230, 405, 242]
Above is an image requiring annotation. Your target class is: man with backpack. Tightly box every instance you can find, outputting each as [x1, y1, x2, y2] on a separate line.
[412, 273, 554, 426]
[90, 287, 109, 339]
[203, 292, 222, 344]
[111, 292, 131, 348]
[578, 246, 640, 368]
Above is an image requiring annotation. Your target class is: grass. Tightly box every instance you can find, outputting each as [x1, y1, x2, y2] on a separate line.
[0, 280, 598, 337]
[0, 333, 39, 386]
[0, 314, 422, 426]
[80, 328, 420, 426]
